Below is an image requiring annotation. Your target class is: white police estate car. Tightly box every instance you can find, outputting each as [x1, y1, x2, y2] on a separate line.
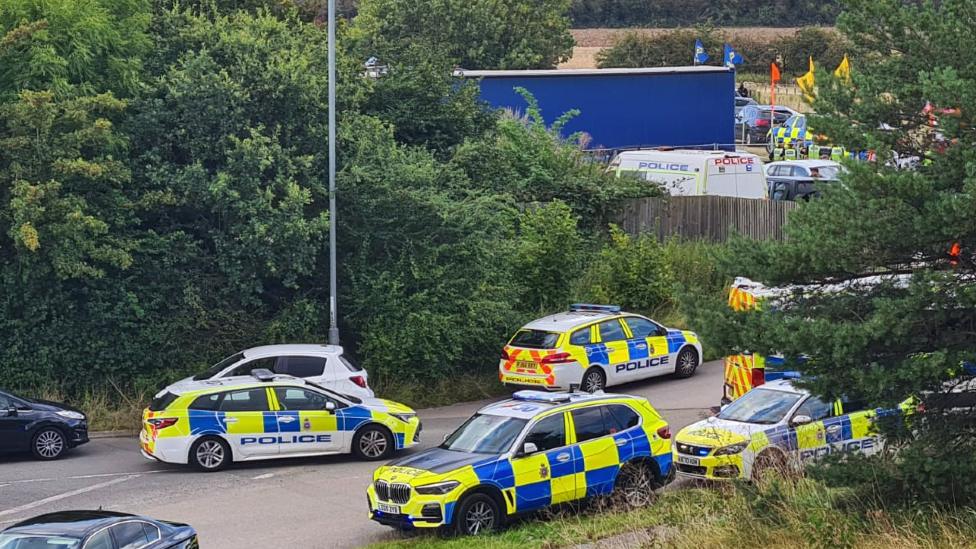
[142, 370, 420, 471]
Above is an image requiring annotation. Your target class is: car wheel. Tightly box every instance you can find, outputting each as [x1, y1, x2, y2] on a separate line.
[752, 450, 789, 483]
[190, 437, 230, 472]
[32, 428, 67, 460]
[353, 425, 394, 461]
[612, 461, 657, 508]
[454, 493, 501, 536]
[674, 347, 700, 378]
[581, 367, 606, 393]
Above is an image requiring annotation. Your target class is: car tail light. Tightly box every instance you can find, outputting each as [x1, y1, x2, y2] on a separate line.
[148, 418, 178, 429]
[756, 119, 770, 127]
[656, 425, 671, 439]
[541, 352, 573, 365]
[350, 375, 368, 389]
[751, 367, 765, 388]
[501, 348, 510, 361]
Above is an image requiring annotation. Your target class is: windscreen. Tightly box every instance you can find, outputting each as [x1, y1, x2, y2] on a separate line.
[441, 414, 528, 454]
[149, 392, 179, 412]
[718, 388, 803, 424]
[193, 352, 244, 380]
[0, 534, 81, 549]
[509, 330, 560, 349]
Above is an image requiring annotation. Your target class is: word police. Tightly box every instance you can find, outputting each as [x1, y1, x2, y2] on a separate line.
[615, 356, 670, 373]
[799, 437, 878, 460]
[241, 434, 332, 445]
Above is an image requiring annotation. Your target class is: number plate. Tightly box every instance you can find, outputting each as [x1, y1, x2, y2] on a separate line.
[516, 360, 537, 370]
[677, 455, 700, 466]
[377, 503, 400, 514]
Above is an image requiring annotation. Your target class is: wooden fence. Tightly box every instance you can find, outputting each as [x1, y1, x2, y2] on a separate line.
[617, 196, 798, 241]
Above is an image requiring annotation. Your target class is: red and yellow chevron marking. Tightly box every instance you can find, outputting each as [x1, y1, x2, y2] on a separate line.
[503, 346, 556, 375]
[724, 354, 760, 402]
[728, 287, 758, 312]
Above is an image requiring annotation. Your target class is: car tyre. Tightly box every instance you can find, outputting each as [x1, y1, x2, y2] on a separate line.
[612, 461, 658, 508]
[32, 428, 67, 460]
[674, 347, 700, 378]
[353, 424, 394, 461]
[189, 436, 230, 472]
[752, 450, 789, 483]
[454, 493, 502, 536]
[581, 367, 606, 393]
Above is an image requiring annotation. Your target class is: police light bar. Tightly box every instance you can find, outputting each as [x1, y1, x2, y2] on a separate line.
[512, 391, 571, 403]
[569, 303, 621, 313]
[251, 369, 276, 382]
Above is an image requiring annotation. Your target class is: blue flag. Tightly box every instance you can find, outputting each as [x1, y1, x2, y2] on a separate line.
[724, 43, 743, 68]
[694, 39, 709, 65]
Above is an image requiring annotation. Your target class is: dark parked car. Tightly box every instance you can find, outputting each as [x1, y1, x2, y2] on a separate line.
[765, 160, 844, 201]
[735, 95, 758, 118]
[0, 511, 198, 549]
[735, 105, 796, 144]
[0, 389, 88, 460]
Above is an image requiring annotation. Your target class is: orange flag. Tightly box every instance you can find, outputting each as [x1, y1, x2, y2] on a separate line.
[771, 62, 781, 83]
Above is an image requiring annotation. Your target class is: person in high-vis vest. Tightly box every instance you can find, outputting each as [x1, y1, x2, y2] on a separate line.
[784, 144, 798, 161]
[830, 146, 845, 162]
[808, 143, 821, 160]
[772, 139, 785, 161]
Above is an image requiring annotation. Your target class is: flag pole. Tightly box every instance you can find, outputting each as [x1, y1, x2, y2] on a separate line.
[770, 65, 776, 149]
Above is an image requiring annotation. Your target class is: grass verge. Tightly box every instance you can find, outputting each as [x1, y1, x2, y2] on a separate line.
[368, 478, 976, 549]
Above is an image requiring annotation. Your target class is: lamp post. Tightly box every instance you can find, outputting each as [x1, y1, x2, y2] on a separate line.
[327, 0, 339, 346]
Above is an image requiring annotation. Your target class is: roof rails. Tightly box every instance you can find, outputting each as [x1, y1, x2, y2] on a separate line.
[250, 369, 276, 382]
[569, 303, 621, 314]
[512, 391, 572, 404]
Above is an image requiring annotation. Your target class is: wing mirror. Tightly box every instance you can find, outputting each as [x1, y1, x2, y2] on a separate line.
[520, 442, 539, 456]
[6, 406, 17, 417]
[790, 414, 812, 427]
[325, 401, 336, 412]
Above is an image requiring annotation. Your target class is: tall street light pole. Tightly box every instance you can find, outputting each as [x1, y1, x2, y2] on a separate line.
[327, 0, 340, 345]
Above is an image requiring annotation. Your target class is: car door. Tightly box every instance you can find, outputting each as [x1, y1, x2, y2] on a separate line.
[217, 387, 278, 459]
[569, 406, 619, 499]
[509, 412, 575, 511]
[618, 317, 671, 382]
[835, 398, 881, 457]
[0, 393, 33, 452]
[272, 386, 342, 455]
[596, 319, 632, 386]
[789, 395, 835, 462]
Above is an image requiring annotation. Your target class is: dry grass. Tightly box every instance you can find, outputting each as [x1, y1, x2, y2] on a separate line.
[570, 27, 812, 48]
[37, 387, 148, 432]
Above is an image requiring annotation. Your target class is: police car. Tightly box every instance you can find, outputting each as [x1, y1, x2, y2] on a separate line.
[367, 390, 673, 535]
[673, 380, 884, 481]
[499, 304, 703, 393]
[141, 370, 420, 471]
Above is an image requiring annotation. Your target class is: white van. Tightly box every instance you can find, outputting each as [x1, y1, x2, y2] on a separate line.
[609, 149, 767, 199]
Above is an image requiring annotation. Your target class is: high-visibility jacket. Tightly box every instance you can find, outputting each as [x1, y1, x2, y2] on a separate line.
[784, 148, 798, 161]
[808, 144, 821, 160]
[830, 146, 845, 161]
[773, 147, 785, 161]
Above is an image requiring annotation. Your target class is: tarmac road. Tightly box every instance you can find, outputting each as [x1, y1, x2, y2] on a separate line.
[0, 360, 723, 548]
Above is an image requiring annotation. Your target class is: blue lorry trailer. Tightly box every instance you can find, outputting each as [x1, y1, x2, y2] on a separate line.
[460, 67, 735, 152]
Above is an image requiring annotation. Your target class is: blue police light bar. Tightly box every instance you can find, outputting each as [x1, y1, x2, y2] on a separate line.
[512, 391, 572, 403]
[569, 303, 621, 313]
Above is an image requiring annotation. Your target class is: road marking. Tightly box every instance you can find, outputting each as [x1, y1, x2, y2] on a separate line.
[0, 470, 168, 486]
[0, 475, 137, 518]
[252, 473, 275, 480]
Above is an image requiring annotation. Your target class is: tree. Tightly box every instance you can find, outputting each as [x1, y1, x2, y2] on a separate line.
[690, 0, 976, 504]
[352, 0, 575, 70]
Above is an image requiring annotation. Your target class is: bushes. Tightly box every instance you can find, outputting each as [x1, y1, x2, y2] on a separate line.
[569, 0, 841, 27]
[597, 26, 851, 76]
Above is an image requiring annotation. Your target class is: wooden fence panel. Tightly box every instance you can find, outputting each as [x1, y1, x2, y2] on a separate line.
[618, 196, 798, 241]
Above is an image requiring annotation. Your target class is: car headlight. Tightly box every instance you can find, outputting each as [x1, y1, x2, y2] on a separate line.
[391, 413, 416, 423]
[57, 410, 85, 420]
[714, 442, 749, 456]
[414, 480, 460, 495]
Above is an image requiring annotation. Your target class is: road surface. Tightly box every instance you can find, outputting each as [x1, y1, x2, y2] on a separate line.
[0, 361, 723, 548]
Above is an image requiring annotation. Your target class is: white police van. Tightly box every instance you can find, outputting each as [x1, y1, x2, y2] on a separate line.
[609, 149, 767, 199]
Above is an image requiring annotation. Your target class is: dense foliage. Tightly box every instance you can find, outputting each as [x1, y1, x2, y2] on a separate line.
[597, 27, 849, 76]
[688, 0, 976, 505]
[0, 0, 666, 399]
[569, 0, 841, 27]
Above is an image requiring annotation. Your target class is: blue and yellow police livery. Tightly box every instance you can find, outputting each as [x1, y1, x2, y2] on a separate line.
[141, 370, 420, 471]
[500, 304, 703, 393]
[674, 380, 886, 481]
[367, 391, 673, 535]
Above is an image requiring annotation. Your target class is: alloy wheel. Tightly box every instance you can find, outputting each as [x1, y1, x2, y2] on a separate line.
[196, 440, 225, 469]
[35, 430, 64, 459]
[360, 430, 388, 458]
[465, 501, 495, 535]
[583, 370, 604, 393]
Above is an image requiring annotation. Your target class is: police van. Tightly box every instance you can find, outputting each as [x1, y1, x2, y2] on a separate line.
[608, 149, 767, 199]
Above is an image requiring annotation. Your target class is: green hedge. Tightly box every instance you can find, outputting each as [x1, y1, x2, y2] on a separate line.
[570, 0, 841, 27]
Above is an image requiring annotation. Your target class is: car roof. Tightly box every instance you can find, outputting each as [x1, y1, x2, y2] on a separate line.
[767, 160, 841, 169]
[755, 380, 808, 395]
[479, 391, 638, 419]
[241, 344, 342, 358]
[6, 511, 139, 537]
[522, 311, 632, 332]
[166, 374, 313, 396]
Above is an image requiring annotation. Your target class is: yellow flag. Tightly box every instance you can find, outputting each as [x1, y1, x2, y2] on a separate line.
[796, 56, 816, 103]
[834, 54, 851, 83]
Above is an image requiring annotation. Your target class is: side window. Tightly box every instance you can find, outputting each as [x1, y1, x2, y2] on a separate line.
[0, 393, 9, 409]
[623, 317, 659, 338]
[275, 356, 326, 378]
[794, 396, 833, 422]
[598, 320, 627, 343]
[83, 529, 114, 549]
[189, 393, 221, 411]
[339, 356, 363, 372]
[571, 406, 611, 443]
[841, 396, 870, 414]
[605, 404, 641, 432]
[111, 522, 151, 549]
[795, 167, 810, 177]
[218, 388, 270, 412]
[274, 387, 336, 411]
[523, 413, 566, 452]
[225, 357, 276, 378]
[569, 328, 591, 346]
[141, 523, 161, 544]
